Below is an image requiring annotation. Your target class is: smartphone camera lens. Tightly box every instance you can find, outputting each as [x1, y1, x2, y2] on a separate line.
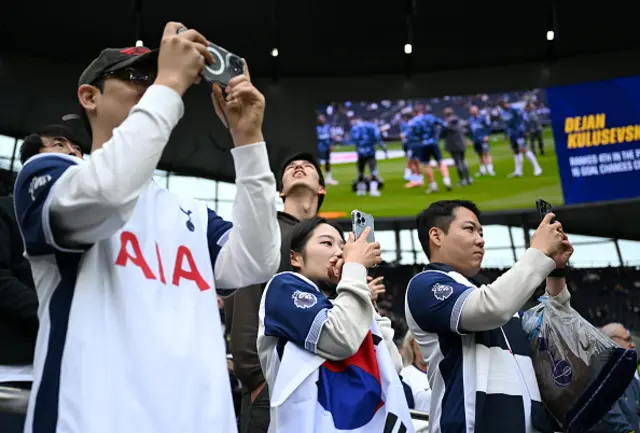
[229, 56, 243, 74]
[356, 212, 361, 219]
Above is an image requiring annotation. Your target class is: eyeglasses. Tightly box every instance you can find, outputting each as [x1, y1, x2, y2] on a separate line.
[99, 68, 156, 86]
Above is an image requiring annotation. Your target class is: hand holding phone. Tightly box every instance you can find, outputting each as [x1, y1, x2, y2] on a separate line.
[343, 228, 382, 269]
[177, 27, 244, 87]
[536, 199, 556, 223]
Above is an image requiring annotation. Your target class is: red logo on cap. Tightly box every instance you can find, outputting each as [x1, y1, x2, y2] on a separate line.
[120, 47, 150, 56]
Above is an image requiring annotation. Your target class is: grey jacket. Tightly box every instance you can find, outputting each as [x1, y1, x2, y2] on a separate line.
[443, 116, 467, 153]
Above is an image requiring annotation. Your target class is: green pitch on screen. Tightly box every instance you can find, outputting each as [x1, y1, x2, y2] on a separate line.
[320, 129, 563, 218]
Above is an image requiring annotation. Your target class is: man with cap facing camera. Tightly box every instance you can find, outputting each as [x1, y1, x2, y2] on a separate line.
[224, 151, 326, 433]
[13, 22, 280, 433]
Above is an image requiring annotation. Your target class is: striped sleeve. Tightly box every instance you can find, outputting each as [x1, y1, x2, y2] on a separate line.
[405, 271, 474, 335]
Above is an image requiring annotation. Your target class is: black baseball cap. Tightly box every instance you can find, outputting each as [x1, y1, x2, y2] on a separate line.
[78, 46, 158, 86]
[279, 152, 326, 209]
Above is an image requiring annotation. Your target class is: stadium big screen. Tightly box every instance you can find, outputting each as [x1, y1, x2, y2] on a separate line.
[315, 78, 640, 218]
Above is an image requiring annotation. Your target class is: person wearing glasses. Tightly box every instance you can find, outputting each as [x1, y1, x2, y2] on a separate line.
[13, 22, 280, 433]
[589, 323, 640, 433]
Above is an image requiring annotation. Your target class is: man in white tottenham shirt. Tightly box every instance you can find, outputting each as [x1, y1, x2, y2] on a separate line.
[13, 22, 280, 433]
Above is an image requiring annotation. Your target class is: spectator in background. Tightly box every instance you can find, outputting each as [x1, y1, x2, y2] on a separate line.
[0, 195, 37, 433]
[224, 152, 326, 433]
[19, 124, 84, 164]
[400, 331, 431, 414]
[0, 170, 16, 197]
[588, 323, 640, 433]
[442, 107, 472, 186]
[0, 124, 84, 433]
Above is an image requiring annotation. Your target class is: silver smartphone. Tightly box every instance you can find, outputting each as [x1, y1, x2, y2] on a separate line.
[351, 209, 375, 243]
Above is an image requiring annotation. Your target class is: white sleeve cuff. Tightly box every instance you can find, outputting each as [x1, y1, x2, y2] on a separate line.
[522, 248, 557, 279]
[547, 285, 571, 305]
[340, 262, 368, 283]
[135, 85, 184, 123]
[230, 142, 270, 178]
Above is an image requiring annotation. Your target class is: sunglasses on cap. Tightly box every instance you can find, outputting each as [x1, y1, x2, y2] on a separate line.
[97, 68, 156, 86]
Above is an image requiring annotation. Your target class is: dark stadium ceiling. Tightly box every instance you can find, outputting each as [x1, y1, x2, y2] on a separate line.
[2, 0, 640, 78]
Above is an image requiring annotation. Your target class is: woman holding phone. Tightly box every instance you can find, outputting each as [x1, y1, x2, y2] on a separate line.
[257, 216, 412, 432]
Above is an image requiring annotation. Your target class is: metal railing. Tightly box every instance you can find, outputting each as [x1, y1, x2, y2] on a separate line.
[0, 386, 29, 415]
[409, 409, 429, 421]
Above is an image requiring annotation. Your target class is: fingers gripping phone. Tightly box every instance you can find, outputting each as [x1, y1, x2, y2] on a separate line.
[536, 199, 556, 223]
[177, 28, 244, 87]
[351, 210, 375, 243]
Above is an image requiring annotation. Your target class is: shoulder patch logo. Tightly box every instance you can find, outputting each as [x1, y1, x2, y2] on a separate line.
[29, 175, 52, 201]
[432, 283, 454, 301]
[292, 290, 318, 309]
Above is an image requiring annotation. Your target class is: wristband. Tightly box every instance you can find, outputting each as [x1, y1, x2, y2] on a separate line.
[549, 267, 569, 278]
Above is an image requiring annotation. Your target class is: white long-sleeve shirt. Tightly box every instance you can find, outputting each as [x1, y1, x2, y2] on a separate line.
[13, 84, 280, 433]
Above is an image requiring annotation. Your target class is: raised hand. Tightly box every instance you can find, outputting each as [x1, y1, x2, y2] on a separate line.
[343, 228, 382, 269]
[211, 61, 265, 147]
[155, 22, 214, 96]
[531, 213, 566, 258]
[367, 276, 385, 301]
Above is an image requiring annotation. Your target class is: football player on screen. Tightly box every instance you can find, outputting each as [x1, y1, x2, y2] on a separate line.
[349, 116, 388, 197]
[499, 97, 542, 178]
[316, 114, 338, 185]
[468, 105, 495, 177]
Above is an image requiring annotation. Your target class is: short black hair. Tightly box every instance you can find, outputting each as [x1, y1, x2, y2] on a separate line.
[416, 200, 481, 259]
[20, 124, 84, 164]
[279, 152, 326, 210]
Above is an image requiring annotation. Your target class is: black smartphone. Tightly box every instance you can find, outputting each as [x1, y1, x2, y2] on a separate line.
[536, 199, 556, 223]
[178, 28, 244, 87]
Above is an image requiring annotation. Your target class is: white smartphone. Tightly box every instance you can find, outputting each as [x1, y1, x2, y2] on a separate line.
[351, 209, 375, 243]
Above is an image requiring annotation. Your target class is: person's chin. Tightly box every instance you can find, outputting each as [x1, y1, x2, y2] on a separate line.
[464, 259, 483, 277]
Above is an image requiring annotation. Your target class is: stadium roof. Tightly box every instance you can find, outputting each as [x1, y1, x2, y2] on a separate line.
[2, 0, 638, 79]
[2, 0, 640, 241]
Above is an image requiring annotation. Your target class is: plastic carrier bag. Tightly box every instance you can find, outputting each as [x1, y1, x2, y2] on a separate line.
[521, 296, 637, 433]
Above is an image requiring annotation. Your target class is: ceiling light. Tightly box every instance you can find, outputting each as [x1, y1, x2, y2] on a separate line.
[271, 48, 279, 57]
[546, 30, 554, 41]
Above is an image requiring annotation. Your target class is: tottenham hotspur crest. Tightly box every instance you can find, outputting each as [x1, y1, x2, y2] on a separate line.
[292, 290, 318, 309]
[432, 283, 453, 301]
